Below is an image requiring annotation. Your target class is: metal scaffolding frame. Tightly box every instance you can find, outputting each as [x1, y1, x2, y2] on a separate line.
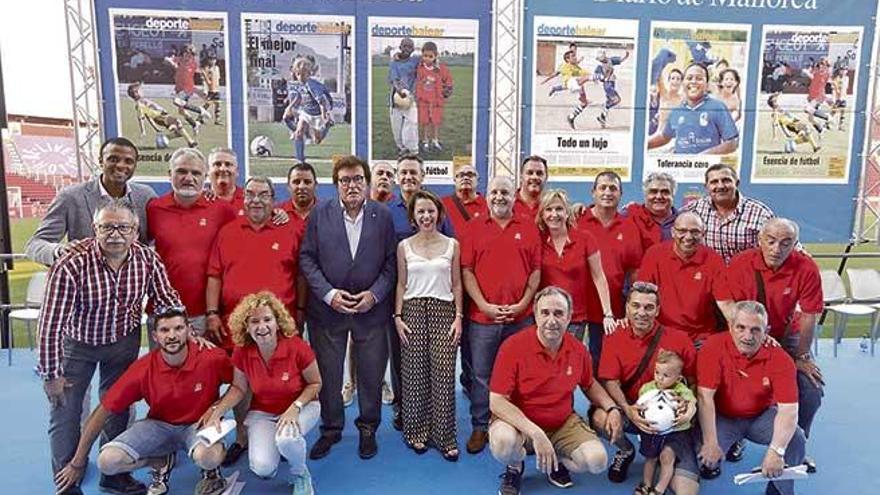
[64, 0, 103, 180]
[489, 0, 523, 183]
[854, 15, 880, 243]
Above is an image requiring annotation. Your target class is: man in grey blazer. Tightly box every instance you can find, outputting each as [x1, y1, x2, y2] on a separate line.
[25, 137, 156, 266]
[299, 155, 397, 461]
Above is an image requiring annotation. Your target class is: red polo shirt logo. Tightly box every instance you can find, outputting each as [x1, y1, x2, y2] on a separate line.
[515, 232, 521, 240]
[617, 233, 623, 241]
[566, 365, 572, 376]
[282, 372, 290, 382]
[199, 218, 207, 227]
[272, 242, 280, 251]
[194, 382, 203, 392]
[694, 272, 702, 280]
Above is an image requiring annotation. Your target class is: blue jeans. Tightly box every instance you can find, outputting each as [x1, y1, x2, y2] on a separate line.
[783, 334, 823, 438]
[586, 322, 604, 372]
[712, 407, 807, 495]
[468, 317, 532, 430]
[49, 330, 141, 474]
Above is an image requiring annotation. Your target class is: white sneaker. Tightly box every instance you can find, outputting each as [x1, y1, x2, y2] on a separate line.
[342, 381, 356, 408]
[381, 381, 394, 405]
[290, 467, 314, 495]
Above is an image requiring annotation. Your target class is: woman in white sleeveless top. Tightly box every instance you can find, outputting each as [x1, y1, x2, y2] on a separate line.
[394, 190, 463, 461]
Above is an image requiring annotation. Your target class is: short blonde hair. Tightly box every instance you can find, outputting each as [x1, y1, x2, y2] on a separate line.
[535, 189, 575, 231]
[227, 291, 297, 347]
[655, 348, 684, 372]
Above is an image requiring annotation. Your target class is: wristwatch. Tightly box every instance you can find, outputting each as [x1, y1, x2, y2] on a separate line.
[605, 405, 623, 415]
[293, 400, 305, 411]
[769, 444, 786, 457]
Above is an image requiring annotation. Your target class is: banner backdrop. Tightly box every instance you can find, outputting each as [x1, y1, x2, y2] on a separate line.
[522, 0, 879, 242]
[95, 0, 493, 192]
[109, 9, 231, 176]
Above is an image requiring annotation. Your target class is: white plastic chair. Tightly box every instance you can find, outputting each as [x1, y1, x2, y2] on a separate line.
[845, 268, 880, 355]
[8, 271, 48, 352]
[821, 270, 876, 357]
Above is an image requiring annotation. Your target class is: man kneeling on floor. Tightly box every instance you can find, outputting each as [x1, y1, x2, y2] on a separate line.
[489, 286, 623, 494]
[55, 307, 233, 495]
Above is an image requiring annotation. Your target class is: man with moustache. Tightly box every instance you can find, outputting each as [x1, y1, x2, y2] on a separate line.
[26, 137, 156, 266]
[281, 161, 320, 327]
[513, 155, 549, 220]
[462, 175, 542, 454]
[637, 212, 731, 346]
[591, 282, 698, 493]
[626, 172, 680, 252]
[489, 287, 622, 493]
[576, 171, 643, 364]
[370, 161, 396, 203]
[684, 164, 776, 265]
[206, 176, 304, 464]
[53, 308, 233, 495]
[38, 201, 182, 495]
[147, 148, 237, 336]
[441, 163, 487, 235]
[697, 301, 806, 495]
[725, 219, 823, 473]
[299, 155, 397, 460]
[441, 163, 487, 395]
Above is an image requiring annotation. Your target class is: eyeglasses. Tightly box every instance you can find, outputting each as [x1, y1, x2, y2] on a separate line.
[338, 175, 365, 186]
[244, 191, 273, 201]
[96, 223, 136, 235]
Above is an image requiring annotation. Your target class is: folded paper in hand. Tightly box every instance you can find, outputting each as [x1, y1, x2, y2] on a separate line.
[196, 419, 237, 447]
[733, 465, 809, 485]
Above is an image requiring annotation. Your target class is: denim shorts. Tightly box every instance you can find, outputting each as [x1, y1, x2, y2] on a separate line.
[102, 418, 201, 461]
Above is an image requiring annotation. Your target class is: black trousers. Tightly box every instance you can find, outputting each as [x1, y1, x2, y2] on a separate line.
[311, 318, 389, 435]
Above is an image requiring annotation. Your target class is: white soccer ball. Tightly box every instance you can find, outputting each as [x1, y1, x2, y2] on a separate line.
[637, 389, 677, 435]
[155, 133, 170, 149]
[393, 90, 413, 110]
[250, 135, 274, 157]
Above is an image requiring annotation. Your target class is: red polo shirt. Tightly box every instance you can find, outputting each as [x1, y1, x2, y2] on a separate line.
[461, 215, 541, 324]
[576, 208, 643, 317]
[513, 193, 540, 223]
[207, 217, 303, 319]
[697, 332, 798, 419]
[147, 194, 237, 315]
[102, 343, 233, 425]
[278, 200, 312, 238]
[217, 187, 245, 216]
[441, 194, 487, 237]
[231, 336, 316, 415]
[598, 322, 696, 403]
[540, 230, 600, 323]
[637, 242, 731, 342]
[726, 249, 823, 339]
[490, 326, 594, 431]
[626, 203, 663, 251]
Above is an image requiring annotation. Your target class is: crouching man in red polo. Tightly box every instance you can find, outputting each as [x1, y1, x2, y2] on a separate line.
[697, 301, 806, 495]
[54, 308, 234, 495]
[489, 286, 623, 495]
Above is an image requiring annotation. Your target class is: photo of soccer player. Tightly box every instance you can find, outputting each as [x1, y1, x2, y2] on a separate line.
[531, 16, 637, 181]
[110, 10, 230, 177]
[753, 26, 862, 184]
[643, 21, 750, 184]
[369, 17, 478, 184]
[242, 13, 353, 180]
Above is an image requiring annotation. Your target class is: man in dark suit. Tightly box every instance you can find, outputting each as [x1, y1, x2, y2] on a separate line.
[25, 137, 156, 266]
[299, 155, 397, 460]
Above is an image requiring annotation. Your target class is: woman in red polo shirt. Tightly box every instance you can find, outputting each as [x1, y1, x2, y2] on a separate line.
[209, 291, 321, 495]
[536, 189, 615, 342]
[394, 190, 463, 461]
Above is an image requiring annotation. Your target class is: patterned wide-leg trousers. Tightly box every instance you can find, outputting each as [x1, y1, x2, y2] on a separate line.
[401, 297, 458, 451]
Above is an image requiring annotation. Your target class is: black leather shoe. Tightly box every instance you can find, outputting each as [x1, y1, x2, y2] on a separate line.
[726, 439, 745, 462]
[59, 486, 84, 495]
[99, 473, 146, 495]
[309, 434, 341, 460]
[221, 442, 247, 467]
[700, 464, 721, 480]
[359, 428, 378, 459]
